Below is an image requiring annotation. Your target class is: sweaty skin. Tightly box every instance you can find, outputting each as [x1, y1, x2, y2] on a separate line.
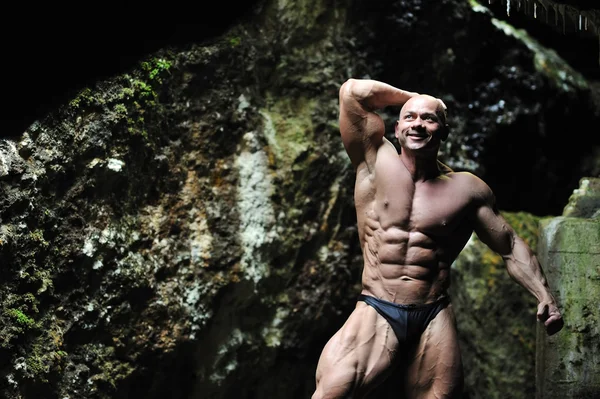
[311, 78, 564, 399]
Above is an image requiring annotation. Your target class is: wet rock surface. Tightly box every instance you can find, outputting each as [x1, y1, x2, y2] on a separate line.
[536, 178, 600, 399]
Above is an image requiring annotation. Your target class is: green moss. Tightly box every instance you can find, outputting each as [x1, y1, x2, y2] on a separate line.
[19, 342, 69, 382]
[66, 55, 173, 141]
[101, 360, 135, 388]
[120, 87, 135, 100]
[84, 344, 135, 389]
[122, 57, 172, 139]
[113, 103, 128, 116]
[25, 351, 49, 380]
[537, 217, 600, 397]
[260, 95, 317, 168]
[68, 87, 96, 108]
[0, 291, 45, 347]
[551, 219, 600, 328]
[29, 229, 49, 248]
[6, 308, 35, 328]
[140, 57, 172, 82]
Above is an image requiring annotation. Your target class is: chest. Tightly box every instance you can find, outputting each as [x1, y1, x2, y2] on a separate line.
[358, 159, 473, 236]
[407, 185, 471, 235]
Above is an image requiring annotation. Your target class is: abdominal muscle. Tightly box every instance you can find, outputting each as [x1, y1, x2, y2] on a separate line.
[360, 217, 450, 305]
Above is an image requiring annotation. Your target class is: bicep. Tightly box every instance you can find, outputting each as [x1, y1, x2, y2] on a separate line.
[470, 190, 514, 257]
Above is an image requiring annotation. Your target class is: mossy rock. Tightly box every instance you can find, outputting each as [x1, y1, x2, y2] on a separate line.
[451, 211, 542, 399]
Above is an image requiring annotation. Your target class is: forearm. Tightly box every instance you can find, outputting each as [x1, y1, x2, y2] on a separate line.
[341, 78, 418, 111]
[503, 236, 556, 303]
[473, 187, 564, 334]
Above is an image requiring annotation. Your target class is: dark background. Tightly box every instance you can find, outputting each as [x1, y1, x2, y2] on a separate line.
[0, 4, 262, 137]
[487, 0, 600, 82]
[2, 2, 598, 138]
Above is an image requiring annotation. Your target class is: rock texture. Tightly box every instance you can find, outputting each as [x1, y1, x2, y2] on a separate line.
[0, 6, 360, 398]
[536, 178, 600, 399]
[0, 0, 599, 398]
[452, 212, 541, 399]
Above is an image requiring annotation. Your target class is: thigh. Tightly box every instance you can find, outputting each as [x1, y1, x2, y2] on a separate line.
[404, 304, 464, 399]
[313, 302, 400, 399]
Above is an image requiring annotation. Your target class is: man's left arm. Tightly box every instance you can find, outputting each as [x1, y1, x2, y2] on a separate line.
[469, 179, 564, 336]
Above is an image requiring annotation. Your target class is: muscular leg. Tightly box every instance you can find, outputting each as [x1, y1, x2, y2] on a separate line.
[404, 304, 464, 399]
[312, 302, 400, 399]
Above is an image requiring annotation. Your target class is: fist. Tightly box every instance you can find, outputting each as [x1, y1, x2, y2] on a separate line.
[537, 301, 564, 336]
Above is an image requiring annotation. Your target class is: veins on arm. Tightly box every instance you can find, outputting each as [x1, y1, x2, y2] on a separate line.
[470, 187, 514, 257]
[469, 179, 554, 303]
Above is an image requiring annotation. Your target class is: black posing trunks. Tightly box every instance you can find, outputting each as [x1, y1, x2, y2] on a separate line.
[357, 294, 450, 343]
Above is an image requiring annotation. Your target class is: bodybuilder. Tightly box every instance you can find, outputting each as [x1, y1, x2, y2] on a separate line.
[312, 78, 564, 399]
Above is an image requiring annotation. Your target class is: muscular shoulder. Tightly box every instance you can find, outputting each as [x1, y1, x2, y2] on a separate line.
[356, 137, 397, 175]
[448, 171, 495, 205]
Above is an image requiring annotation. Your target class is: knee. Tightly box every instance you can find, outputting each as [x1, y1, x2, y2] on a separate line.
[427, 371, 464, 399]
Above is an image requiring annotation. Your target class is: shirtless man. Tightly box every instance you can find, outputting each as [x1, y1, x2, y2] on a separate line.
[311, 78, 564, 399]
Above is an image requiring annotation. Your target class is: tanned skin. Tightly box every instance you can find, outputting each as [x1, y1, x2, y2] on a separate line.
[311, 78, 564, 399]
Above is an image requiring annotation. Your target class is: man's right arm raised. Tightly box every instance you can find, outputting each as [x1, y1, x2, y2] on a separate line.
[338, 78, 418, 171]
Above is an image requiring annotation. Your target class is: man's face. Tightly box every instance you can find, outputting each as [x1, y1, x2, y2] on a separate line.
[395, 96, 448, 153]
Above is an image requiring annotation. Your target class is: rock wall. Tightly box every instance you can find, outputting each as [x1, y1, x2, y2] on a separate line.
[0, 4, 361, 398]
[451, 212, 541, 399]
[536, 178, 600, 399]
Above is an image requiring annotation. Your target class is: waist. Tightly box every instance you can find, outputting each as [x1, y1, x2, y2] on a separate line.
[361, 265, 450, 305]
[357, 293, 450, 309]
[367, 261, 450, 280]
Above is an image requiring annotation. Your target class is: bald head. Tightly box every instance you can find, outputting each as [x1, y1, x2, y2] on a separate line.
[400, 95, 448, 127]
